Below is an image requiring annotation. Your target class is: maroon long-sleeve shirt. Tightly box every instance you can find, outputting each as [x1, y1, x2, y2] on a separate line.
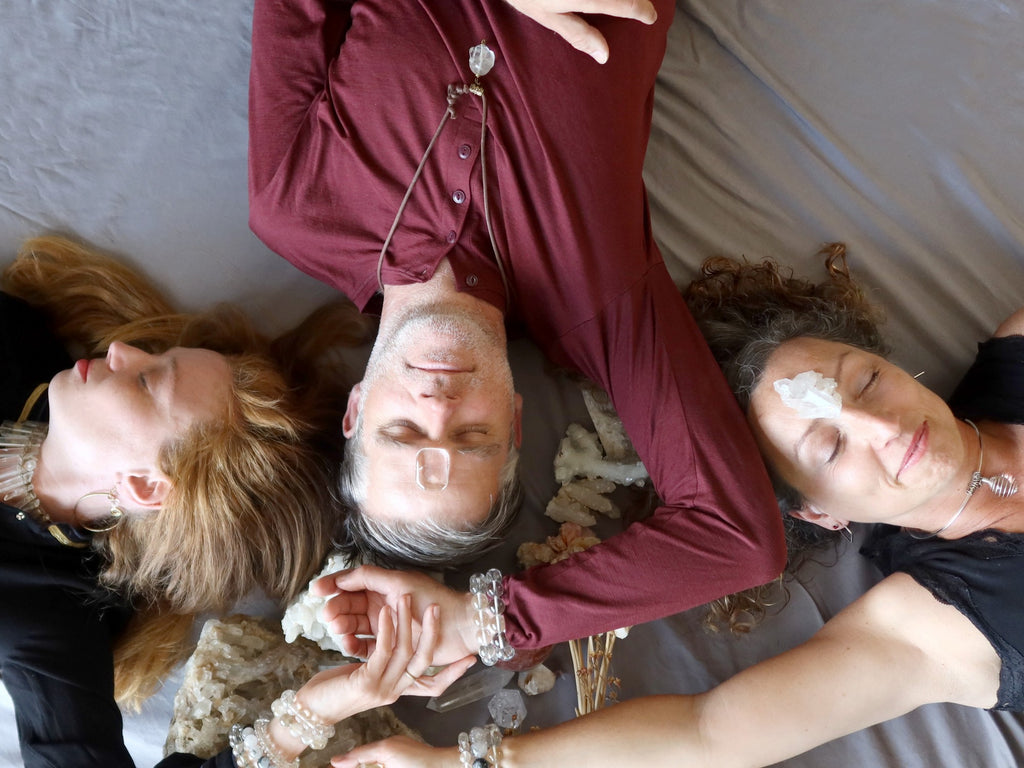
[249, 0, 786, 648]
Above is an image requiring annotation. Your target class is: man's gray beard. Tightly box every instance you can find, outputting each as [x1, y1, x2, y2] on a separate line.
[361, 301, 514, 394]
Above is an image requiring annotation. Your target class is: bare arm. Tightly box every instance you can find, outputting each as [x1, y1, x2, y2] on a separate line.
[334, 574, 1002, 768]
[993, 307, 1024, 337]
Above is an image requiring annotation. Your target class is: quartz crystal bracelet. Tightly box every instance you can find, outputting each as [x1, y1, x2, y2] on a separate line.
[229, 719, 299, 768]
[470, 568, 515, 665]
[270, 689, 335, 751]
[458, 723, 503, 768]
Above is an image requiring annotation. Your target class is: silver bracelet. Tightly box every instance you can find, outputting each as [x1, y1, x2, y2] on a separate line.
[470, 568, 515, 665]
[229, 719, 300, 768]
[458, 724, 503, 768]
[270, 689, 336, 751]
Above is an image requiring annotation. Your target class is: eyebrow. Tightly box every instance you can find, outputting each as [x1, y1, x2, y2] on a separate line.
[791, 350, 850, 461]
[157, 355, 179, 415]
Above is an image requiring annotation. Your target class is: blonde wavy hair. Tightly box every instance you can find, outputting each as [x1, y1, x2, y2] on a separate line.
[4, 235, 374, 707]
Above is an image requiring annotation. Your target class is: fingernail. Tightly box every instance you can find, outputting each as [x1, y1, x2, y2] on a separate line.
[432, 605, 439, 619]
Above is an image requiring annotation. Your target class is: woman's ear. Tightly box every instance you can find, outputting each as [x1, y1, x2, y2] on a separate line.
[789, 502, 847, 531]
[119, 473, 172, 511]
[342, 382, 363, 439]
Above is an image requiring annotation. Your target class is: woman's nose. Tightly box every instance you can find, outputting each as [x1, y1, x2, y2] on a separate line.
[842, 404, 900, 446]
[106, 341, 149, 371]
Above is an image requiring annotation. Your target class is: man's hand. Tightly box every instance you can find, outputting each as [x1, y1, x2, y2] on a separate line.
[296, 598, 476, 725]
[312, 565, 480, 666]
[504, 0, 657, 63]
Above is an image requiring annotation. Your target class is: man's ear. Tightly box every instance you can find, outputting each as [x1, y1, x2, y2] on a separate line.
[118, 473, 172, 511]
[788, 502, 846, 531]
[342, 381, 363, 439]
[512, 392, 524, 449]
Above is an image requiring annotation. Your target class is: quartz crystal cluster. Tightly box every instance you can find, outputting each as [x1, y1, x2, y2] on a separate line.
[165, 615, 420, 765]
[281, 551, 357, 654]
[545, 383, 647, 527]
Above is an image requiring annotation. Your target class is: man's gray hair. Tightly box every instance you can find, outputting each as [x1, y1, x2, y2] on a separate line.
[338, 419, 523, 568]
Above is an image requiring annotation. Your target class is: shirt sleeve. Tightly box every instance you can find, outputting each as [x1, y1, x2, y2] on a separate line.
[249, 0, 353, 196]
[502, 265, 787, 648]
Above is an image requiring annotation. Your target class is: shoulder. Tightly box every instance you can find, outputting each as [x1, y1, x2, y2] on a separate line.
[992, 307, 1024, 338]
[824, 573, 1001, 708]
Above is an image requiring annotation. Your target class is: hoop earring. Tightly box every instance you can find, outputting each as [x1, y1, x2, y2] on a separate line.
[74, 488, 125, 533]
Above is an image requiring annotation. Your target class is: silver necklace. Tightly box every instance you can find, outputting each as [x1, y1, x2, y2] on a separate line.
[0, 420, 85, 548]
[908, 419, 1018, 539]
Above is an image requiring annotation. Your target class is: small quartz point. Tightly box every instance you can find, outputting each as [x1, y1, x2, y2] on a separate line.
[426, 666, 513, 713]
[517, 664, 555, 696]
[487, 688, 527, 729]
[469, 43, 495, 77]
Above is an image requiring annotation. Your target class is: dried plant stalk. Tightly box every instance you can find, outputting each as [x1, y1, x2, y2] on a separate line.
[569, 630, 621, 717]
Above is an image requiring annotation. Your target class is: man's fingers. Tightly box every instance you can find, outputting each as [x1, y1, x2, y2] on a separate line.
[538, 12, 610, 63]
[570, 0, 657, 24]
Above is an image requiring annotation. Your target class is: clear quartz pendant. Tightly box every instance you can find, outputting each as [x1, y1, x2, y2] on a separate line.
[469, 42, 495, 78]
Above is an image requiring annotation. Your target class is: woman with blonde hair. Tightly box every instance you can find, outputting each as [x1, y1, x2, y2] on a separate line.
[0, 234, 374, 766]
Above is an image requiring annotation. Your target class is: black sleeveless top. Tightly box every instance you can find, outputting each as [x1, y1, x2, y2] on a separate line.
[863, 335, 1024, 710]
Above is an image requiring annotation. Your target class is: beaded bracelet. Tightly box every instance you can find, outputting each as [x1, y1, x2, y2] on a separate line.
[229, 718, 299, 768]
[270, 689, 336, 751]
[458, 723, 503, 768]
[469, 568, 515, 665]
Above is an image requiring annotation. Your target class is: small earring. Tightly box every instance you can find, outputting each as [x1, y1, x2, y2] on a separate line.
[74, 487, 125, 533]
[833, 522, 853, 542]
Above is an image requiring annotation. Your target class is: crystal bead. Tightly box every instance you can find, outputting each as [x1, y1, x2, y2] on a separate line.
[468, 43, 495, 78]
[470, 727, 491, 757]
[473, 592, 489, 610]
[470, 573, 487, 593]
[473, 759, 490, 768]
[479, 645, 499, 665]
[485, 568, 502, 582]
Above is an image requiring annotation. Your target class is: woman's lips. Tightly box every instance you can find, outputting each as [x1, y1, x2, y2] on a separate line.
[75, 358, 90, 382]
[898, 422, 928, 481]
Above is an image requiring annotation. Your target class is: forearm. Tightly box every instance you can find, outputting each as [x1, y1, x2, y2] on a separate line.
[249, 0, 351, 194]
[500, 696, 702, 767]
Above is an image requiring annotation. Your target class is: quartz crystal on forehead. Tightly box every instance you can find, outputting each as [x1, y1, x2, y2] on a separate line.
[773, 370, 842, 419]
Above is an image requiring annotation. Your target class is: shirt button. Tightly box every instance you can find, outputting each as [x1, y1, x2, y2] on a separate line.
[445, 230, 457, 243]
[458, 144, 472, 159]
[466, 274, 479, 287]
[452, 189, 466, 205]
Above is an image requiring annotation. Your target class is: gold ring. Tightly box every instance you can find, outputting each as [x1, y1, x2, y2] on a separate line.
[403, 669, 418, 682]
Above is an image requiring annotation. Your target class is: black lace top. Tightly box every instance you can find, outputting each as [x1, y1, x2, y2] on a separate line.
[863, 335, 1024, 710]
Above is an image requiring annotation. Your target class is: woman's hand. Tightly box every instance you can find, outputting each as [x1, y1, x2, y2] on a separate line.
[312, 565, 479, 666]
[502, 0, 658, 64]
[331, 735, 460, 768]
[297, 595, 476, 725]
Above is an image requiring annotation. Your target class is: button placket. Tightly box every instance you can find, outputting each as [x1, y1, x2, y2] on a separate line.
[440, 118, 478, 246]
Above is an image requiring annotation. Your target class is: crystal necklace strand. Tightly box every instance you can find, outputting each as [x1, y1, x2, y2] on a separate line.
[0, 419, 85, 548]
[376, 41, 513, 304]
[908, 419, 1019, 540]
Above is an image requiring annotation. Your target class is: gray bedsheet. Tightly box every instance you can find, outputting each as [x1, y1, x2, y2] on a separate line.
[1, 0, 1022, 765]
